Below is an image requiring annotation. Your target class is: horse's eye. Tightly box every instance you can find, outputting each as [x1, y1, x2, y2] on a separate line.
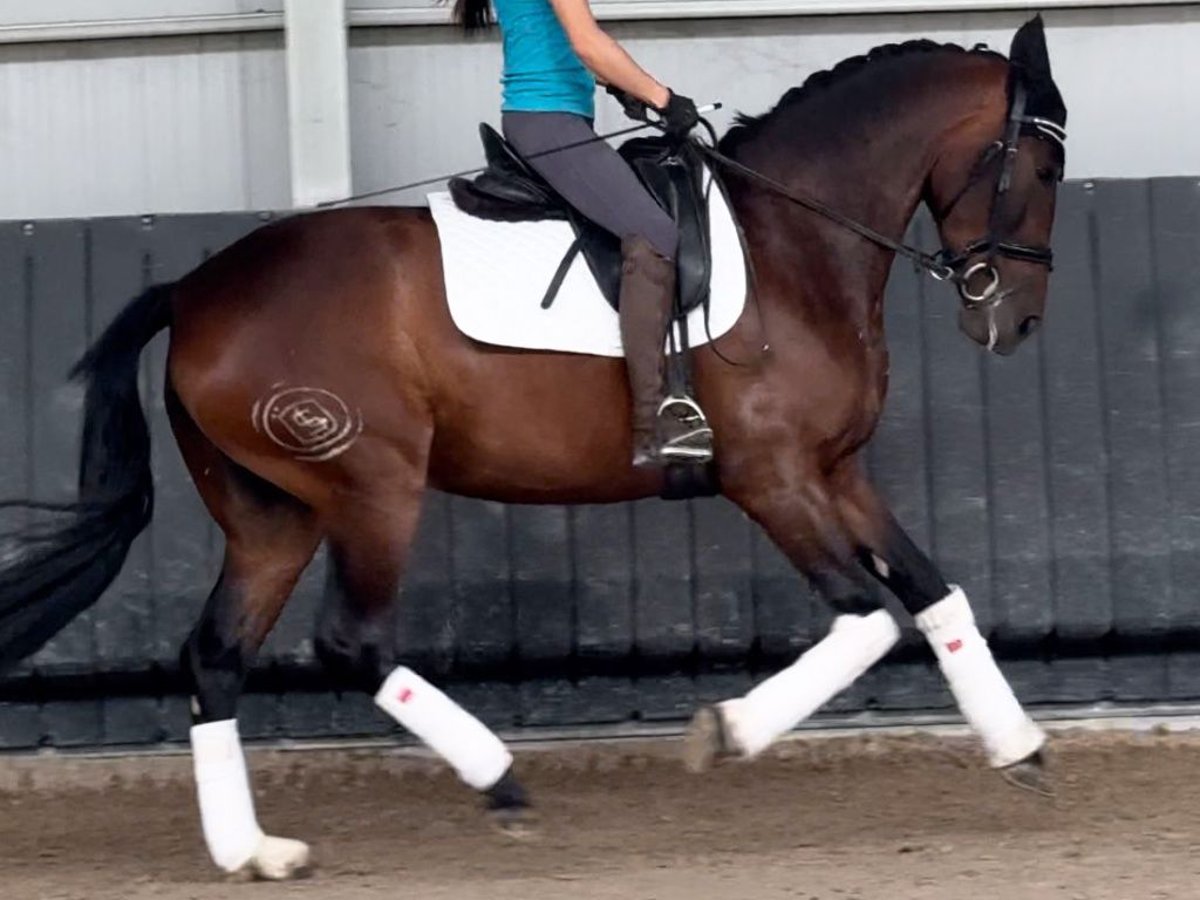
[1036, 166, 1060, 184]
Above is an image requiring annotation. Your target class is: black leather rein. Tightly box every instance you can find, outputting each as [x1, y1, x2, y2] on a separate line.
[696, 80, 1066, 307]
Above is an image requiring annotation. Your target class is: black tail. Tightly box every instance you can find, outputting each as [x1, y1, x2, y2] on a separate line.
[0, 284, 173, 673]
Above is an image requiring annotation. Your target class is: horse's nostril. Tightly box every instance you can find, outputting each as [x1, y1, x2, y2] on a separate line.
[1019, 316, 1042, 338]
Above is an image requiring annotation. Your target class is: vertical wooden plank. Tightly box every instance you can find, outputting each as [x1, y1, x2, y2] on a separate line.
[510, 505, 573, 671]
[27, 220, 97, 683]
[981, 313, 1054, 644]
[1167, 652, 1200, 701]
[1093, 180, 1172, 646]
[453, 681, 520, 732]
[236, 691, 283, 742]
[401, 491, 456, 676]
[919, 229, 995, 632]
[630, 498, 693, 664]
[101, 697, 162, 746]
[1039, 183, 1112, 643]
[0, 222, 39, 704]
[0, 223, 28, 498]
[278, 691, 343, 739]
[859, 659, 945, 712]
[750, 519, 812, 661]
[572, 503, 634, 666]
[450, 497, 513, 671]
[521, 677, 635, 727]
[691, 496, 754, 663]
[0, 703, 40, 750]
[1151, 178, 1200, 635]
[41, 700, 103, 748]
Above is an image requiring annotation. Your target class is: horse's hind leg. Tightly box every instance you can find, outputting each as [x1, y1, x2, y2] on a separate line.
[834, 462, 1047, 791]
[686, 474, 902, 771]
[312, 468, 532, 833]
[169, 391, 321, 880]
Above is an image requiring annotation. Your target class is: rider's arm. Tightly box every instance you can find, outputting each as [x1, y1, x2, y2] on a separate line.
[548, 0, 670, 109]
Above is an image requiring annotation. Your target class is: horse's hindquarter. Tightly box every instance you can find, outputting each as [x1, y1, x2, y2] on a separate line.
[167, 207, 448, 506]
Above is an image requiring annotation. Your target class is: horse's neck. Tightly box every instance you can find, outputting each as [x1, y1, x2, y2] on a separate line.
[796, 96, 958, 247]
[736, 69, 989, 313]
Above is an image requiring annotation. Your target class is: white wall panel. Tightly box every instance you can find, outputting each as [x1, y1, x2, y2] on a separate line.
[348, 4, 1200, 208]
[2, 1, 1192, 39]
[0, 32, 289, 219]
[0, 4, 1195, 219]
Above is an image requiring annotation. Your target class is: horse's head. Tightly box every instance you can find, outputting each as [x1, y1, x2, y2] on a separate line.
[927, 16, 1068, 355]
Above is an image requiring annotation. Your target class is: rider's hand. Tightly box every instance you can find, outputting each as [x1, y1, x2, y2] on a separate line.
[605, 84, 650, 123]
[657, 91, 700, 137]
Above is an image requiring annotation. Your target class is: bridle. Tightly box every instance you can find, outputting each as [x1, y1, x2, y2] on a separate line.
[930, 80, 1067, 307]
[696, 76, 1068, 311]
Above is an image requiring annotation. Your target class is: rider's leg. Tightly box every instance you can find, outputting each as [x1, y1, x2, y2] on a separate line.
[502, 111, 712, 466]
[501, 111, 678, 257]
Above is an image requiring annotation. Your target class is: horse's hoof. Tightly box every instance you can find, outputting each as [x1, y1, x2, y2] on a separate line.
[489, 804, 540, 841]
[232, 835, 313, 881]
[485, 769, 538, 840]
[683, 704, 733, 774]
[1000, 750, 1054, 798]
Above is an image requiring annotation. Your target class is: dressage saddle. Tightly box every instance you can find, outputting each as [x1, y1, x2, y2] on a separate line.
[448, 124, 714, 318]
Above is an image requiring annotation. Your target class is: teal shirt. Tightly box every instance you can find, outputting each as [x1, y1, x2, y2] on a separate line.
[493, 0, 596, 119]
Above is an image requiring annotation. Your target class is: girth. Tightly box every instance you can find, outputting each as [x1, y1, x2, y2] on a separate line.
[448, 124, 714, 317]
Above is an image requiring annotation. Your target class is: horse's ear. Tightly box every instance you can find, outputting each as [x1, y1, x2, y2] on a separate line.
[1008, 14, 1066, 127]
[1009, 14, 1052, 80]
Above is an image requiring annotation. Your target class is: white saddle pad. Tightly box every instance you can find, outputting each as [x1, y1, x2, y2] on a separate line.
[428, 170, 747, 357]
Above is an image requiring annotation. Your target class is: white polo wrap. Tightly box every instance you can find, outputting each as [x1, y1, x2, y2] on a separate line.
[190, 719, 264, 873]
[721, 609, 900, 757]
[375, 666, 513, 791]
[915, 585, 1045, 767]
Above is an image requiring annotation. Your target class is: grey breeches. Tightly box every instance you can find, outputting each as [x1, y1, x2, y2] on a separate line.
[501, 110, 679, 260]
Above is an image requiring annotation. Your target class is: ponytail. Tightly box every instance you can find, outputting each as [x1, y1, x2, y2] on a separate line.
[453, 0, 493, 31]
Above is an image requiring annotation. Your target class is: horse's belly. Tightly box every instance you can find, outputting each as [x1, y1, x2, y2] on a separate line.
[425, 354, 661, 505]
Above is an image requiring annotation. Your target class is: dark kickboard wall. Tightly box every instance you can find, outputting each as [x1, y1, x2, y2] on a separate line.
[1, 178, 1198, 749]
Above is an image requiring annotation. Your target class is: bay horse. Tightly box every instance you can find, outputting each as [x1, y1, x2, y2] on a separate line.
[0, 17, 1066, 881]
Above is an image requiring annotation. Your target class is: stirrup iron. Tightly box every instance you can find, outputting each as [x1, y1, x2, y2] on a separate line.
[657, 395, 714, 463]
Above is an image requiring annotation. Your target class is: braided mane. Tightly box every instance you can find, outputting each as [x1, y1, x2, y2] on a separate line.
[719, 40, 1006, 154]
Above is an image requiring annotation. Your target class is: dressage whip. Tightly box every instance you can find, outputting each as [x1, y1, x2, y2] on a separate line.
[316, 102, 723, 208]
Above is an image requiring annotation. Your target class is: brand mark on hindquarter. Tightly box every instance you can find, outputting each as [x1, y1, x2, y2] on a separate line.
[252, 386, 363, 462]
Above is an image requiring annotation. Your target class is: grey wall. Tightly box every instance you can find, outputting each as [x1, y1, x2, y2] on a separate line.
[1, 176, 1199, 750]
[1, 4, 1198, 219]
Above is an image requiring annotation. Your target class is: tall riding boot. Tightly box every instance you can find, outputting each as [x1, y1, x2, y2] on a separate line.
[618, 235, 714, 467]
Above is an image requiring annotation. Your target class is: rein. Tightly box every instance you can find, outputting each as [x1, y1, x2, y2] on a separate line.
[696, 79, 1066, 306]
[695, 143, 959, 282]
[317, 106, 723, 208]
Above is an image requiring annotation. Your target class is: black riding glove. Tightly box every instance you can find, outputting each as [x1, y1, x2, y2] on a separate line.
[656, 91, 700, 138]
[605, 84, 650, 123]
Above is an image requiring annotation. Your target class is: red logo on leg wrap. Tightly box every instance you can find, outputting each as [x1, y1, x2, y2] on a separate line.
[946, 639, 964, 654]
[398, 688, 414, 704]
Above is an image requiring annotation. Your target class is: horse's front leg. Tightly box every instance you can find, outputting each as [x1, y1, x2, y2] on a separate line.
[686, 472, 902, 771]
[835, 464, 1049, 793]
